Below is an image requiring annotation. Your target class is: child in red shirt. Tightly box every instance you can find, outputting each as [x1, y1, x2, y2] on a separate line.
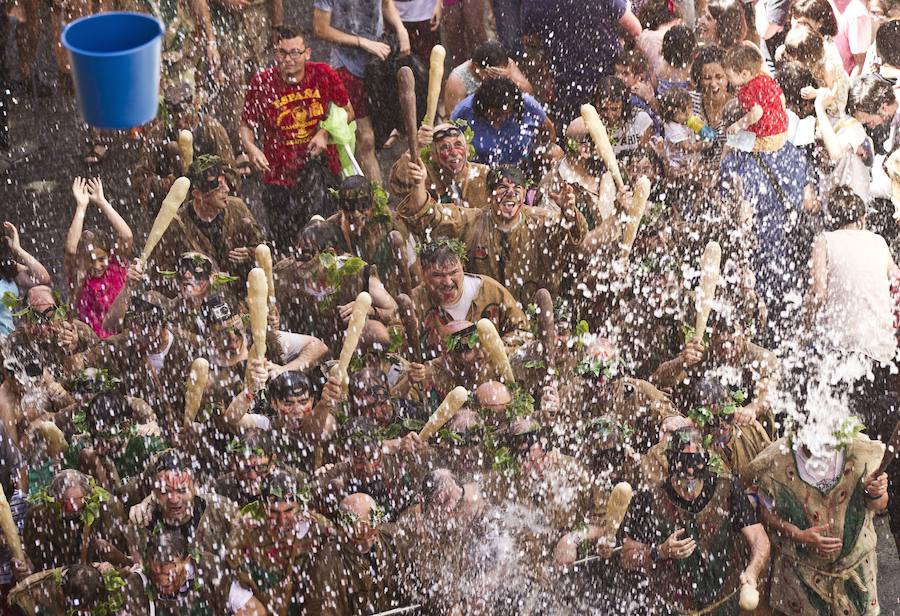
[723, 42, 788, 152]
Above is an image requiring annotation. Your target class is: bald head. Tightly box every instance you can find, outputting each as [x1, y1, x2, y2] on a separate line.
[441, 320, 475, 337]
[26, 285, 55, 313]
[448, 408, 480, 433]
[340, 492, 377, 521]
[476, 381, 511, 410]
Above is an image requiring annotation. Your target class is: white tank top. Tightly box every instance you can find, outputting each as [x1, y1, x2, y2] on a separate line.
[818, 229, 897, 363]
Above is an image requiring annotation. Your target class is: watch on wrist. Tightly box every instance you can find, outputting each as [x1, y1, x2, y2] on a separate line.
[650, 544, 661, 562]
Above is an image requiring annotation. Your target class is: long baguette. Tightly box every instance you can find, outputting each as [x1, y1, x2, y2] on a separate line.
[140, 177, 191, 261]
[476, 318, 515, 385]
[419, 386, 469, 440]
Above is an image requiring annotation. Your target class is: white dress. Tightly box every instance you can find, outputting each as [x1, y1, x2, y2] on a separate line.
[817, 229, 896, 364]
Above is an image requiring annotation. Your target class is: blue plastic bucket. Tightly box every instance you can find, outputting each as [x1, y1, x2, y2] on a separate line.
[61, 12, 164, 129]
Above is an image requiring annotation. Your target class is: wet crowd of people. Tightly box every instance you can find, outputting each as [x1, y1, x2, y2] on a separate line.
[0, 0, 899, 612]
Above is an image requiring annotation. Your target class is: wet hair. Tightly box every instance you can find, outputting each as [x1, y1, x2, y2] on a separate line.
[847, 74, 896, 116]
[274, 24, 308, 43]
[709, 0, 750, 48]
[262, 468, 308, 504]
[690, 45, 726, 89]
[723, 41, 764, 74]
[153, 449, 192, 477]
[668, 425, 705, 453]
[637, 0, 682, 30]
[614, 49, 649, 76]
[777, 61, 817, 111]
[421, 468, 461, 505]
[62, 565, 104, 606]
[337, 175, 373, 210]
[418, 240, 465, 271]
[876, 19, 900, 67]
[825, 185, 866, 230]
[472, 77, 524, 120]
[85, 391, 132, 432]
[657, 88, 693, 122]
[82, 228, 114, 257]
[687, 377, 730, 410]
[791, 0, 838, 36]
[296, 220, 345, 254]
[485, 164, 526, 191]
[145, 530, 191, 563]
[268, 370, 317, 402]
[341, 416, 382, 453]
[593, 76, 633, 118]
[472, 40, 508, 69]
[50, 470, 91, 500]
[234, 429, 274, 457]
[662, 25, 697, 69]
[783, 23, 825, 66]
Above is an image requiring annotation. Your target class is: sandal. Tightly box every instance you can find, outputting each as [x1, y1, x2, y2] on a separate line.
[83, 144, 109, 165]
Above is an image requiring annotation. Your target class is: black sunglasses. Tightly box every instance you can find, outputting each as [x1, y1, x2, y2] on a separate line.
[434, 127, 463, 141]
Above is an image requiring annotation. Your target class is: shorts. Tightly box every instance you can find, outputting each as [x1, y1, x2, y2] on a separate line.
[336, 67, 369, 120]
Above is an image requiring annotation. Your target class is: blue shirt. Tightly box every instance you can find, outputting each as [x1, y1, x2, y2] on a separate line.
[0, 279, 17, 336]
[314, 0, 383, 78]
[450, 93, 547, 166]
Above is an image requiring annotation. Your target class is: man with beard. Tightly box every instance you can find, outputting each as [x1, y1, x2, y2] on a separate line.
[20, 470, 131, 575]
[322, 175, 420, 297]
[313, 417, 430, 520]
[130, 451, 238, 569]
[318, 492, 408, 614]
[620, 427, 770, 615]
[401, 163, 588, 303]
[151, 157, 264, 282]
[390, 122, 491, 208]
[124, 530, 267, 615]
[407, 242, 530, 355]
[749, 418, 888, 616]
[227, 470, 332, 615]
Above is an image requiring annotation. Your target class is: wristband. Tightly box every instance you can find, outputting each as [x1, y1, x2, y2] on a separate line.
[650, 544, 661, 562]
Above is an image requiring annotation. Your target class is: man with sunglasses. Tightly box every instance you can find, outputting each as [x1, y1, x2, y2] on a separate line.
[390, 122, 491, 208]
[403, 162, 588, 304]
[135, 81, 237, 210]
[620, 426, 769, 616]
[241, 24, 353, 249]
[151, 157, 263, 283]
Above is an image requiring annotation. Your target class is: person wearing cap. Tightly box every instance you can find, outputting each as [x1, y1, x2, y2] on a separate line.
[620, 426, 769, 616]
[134, 80, 237, 209]
[226, 469, 333, 614]
[130, 450, 239, 569]
[124, 530, 267, 615]
[389, 121, 491, 208]
[20, 469, 131, 577]
[323, 175, 421, 297]
[402, 163, 588, 304]
[151, 156, 264, 283]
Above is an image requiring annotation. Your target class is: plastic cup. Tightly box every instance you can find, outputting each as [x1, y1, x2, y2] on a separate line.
[61, 12, 164, 129]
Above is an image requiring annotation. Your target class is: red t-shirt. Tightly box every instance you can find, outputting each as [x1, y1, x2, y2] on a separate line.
[738, 73, 788, 138]
[242, 63, 350, 186]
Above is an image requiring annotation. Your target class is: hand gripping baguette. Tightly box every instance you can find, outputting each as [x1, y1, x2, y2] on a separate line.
[247, 268, 269, 361]
[397, 66, 421, 165]
[397, 293, 422, 362]
[476, 318, 515, 385]
[419, 386, 469, 440]
[178, 129, 193, 174]
[621, 176, 652, 255]
[0, 484, 24, 562]
[140, 177, 191, 262]
[183, 357, 210, 426]
[534, 288, 556, 368]
[330, 292, 373, 385]
[693, 241, 722, 342]
[739, 585, 760, 611]
[36, 420, 68, 457]
[255, 244, 275, 301]
[423, 45, 446, 127]
[581, 104, 624, 190]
